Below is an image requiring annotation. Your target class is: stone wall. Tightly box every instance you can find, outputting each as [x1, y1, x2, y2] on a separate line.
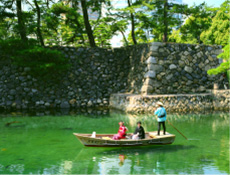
[110, 90, 230, 114]
[0, 42, 227, 110]
[0, 44, 150, 109]
[141, 42, 224, 94]
[212, 89, 230, 111]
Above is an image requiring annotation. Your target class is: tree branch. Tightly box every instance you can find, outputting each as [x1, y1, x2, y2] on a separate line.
[25, 0, 35, 10]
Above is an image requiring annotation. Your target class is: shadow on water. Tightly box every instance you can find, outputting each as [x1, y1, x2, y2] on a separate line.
[74, 144, 196, 160]
[0, 108, 228, 118]
[0, 108, 113, 117]
[102, 144, 196, 154]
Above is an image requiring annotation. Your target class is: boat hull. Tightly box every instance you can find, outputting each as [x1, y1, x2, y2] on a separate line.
[73, 132, 175, 147]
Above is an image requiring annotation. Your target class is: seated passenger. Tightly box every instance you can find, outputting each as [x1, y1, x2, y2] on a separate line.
[131, 121, 145, 140]
[113, 121, 127, 140]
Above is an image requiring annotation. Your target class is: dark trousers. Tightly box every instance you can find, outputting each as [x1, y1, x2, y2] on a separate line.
[158, 121, 166, 135]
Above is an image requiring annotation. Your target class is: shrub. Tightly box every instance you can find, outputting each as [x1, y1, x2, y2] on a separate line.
[0, 39, 70, 80]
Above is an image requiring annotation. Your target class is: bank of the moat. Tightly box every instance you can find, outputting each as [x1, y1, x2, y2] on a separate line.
[110, 90, 230, 113]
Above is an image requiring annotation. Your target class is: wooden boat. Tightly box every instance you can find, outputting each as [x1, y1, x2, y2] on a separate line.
[73, 131, 175, 147]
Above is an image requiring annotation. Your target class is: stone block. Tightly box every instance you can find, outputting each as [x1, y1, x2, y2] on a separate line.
[152, 81, 162, 88]
[184, 51, 190, 56]
[144, 71, 156, 78]
[208, 56, 214, 61]
[197, 52, 203, 58]
[9, 89, 16, 95]
[184, 66, 193, 73]
[147, 64, 163, 73]
[159, 48, 165, 53]
[205, 65, 211, 71]
[144, 78, 154, 85]
[146, 56, 157, 64]
[166, 74, 173, 80]
[199, 86, 206, 92]
[179, 60, 185, 67]
[150, 42, 165, 52]
[141, 85, 154, 94]
[69, 99, 76, 105]
[60, 101, 70, 108]
[45, 102, 50, 107]
[212, 49, 222, 55]
[169, 64, 177, 70]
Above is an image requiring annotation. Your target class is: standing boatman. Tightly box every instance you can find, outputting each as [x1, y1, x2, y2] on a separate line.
[154, 102, 167, 135]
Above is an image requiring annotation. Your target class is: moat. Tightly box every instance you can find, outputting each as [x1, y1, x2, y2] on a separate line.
[0, 110, 229, 174]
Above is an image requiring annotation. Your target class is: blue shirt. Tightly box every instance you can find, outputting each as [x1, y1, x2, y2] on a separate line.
[154, 107, 167, 122]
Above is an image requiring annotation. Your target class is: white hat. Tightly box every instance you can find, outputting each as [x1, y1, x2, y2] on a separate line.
[157, 101, 163, 106]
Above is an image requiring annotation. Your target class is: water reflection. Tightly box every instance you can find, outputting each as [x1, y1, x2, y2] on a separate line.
[118, 154, 126, 166]
[71, 145, 199, 174]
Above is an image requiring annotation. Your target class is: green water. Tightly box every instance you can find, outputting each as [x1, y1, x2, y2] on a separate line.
[0, 111, 229, 174]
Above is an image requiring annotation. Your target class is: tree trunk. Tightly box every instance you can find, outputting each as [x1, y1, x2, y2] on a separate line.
[46, 0, 49, 9]
[34, 0, 44, 46]
[80, 0, 96, 47]
[127, 0, 137, 45]
[120, 30, 129, 46]
[163, 0, 168, 42]
[16, 0, 27, 42]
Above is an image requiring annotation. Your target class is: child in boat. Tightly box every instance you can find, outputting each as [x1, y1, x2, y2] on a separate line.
[131, 121, 145, 140]
[113, 121, 127, 140]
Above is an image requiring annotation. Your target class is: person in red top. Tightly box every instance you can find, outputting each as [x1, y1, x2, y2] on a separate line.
[113, 121, 127, 140]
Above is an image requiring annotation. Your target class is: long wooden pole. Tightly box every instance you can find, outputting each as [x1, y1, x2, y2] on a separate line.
[167, 121, 188, 140]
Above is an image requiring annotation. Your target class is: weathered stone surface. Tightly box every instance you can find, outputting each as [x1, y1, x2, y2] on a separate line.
[144, 71, 156, 78]
[141, 85, 153, 94]
[146, 56, 157, 64]
[110, 90, 230, 113]
[166, 74, 173, 80]
[144, 78, 154, 85]
[69, 99, 76, 105]
[179, 60, 185, 67]
[169, 64, 177, 69]
[9, 89, 16, 95]
[60, 101, 70, 108]
[184, 66, 193, 73]
[45, 102, 50, 107]
[147, 64, 163, 73]
[184, 51, 190, 56]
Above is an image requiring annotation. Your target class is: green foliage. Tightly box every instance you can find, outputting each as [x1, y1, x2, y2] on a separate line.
[169, 3, 215, 44]
[0, 39, 38, 59]
[0, 0, 228, 48]
[200, 5, 230, 46]
[13, 46, 69, 77]
[0, 39, 69, 79]
[204, 1, 230, 82]
[207, 44, 230, 76]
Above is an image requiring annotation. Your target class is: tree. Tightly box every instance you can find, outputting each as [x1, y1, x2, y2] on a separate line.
[200, 12, 229, 46]
[207, 44, 230, 84]
[34, 0, 44, 46]
[127, 0, 137, 44]
[80, 0, 96, 47]
[16, 0, 28, 42]
[204, 0, 230, 83]
[143, 0, 186, 42]
[162, 0, 169, 42]
[108, 0, 143, 45]
[169, 3, 215, 44]
[0, 0, 27, 40]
